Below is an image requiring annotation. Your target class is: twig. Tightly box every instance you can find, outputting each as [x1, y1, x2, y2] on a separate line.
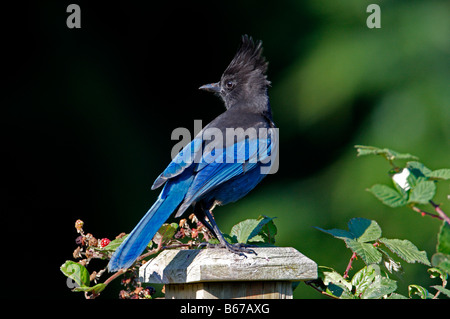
[343, 252, 357, 279]
[305, 280, 340, 299]
[411, 206, 442, 220]
[136, 243, 194, 263]
[103, 268, 126, 286]
[430, 200, 450, 225]
[136, 248, 160, 262]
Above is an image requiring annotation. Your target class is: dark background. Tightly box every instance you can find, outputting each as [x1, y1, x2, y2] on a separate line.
[2, 1, 449, 299]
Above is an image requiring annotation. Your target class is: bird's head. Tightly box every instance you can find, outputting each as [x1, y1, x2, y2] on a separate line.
[199, 35, 270, 110]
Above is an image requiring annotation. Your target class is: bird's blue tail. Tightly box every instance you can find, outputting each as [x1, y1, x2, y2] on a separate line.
[108, 170, 194, 272]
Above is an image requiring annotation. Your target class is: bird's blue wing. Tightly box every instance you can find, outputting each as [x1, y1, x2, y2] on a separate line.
[175, 132, 275, 216]
[151, 136, 203, 189]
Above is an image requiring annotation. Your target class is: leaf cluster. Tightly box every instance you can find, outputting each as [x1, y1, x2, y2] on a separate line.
[310, 146, 450, 299]
[314, 218, 449, 298]
[61, 214, 277, 299]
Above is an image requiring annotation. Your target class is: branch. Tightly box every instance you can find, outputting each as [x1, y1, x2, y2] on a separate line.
[430, 200, 450, 225]
[304, 280, 340, 299]
[411, 206, 442, 220]
[343, 252, 357, 279]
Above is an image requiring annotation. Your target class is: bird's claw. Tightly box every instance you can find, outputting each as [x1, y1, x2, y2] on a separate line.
[199, 242, 257, 257]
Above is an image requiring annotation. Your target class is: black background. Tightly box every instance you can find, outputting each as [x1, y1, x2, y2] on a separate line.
[2, 1, 317, 300]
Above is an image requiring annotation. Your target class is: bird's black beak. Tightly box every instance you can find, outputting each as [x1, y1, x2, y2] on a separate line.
[199, 82, 221, 93]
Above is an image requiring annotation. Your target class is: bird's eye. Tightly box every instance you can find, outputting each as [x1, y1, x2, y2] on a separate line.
[225, 81, 235, 90]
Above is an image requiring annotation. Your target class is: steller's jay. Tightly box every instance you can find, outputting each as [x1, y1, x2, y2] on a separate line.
[108, 35, 278, 272]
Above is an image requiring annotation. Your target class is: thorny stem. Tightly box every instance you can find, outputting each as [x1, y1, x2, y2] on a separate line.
[432, 276, 447, 299]
[343, 242, 380, 279]
[343, 252, 358, 279]
[430, 200, 450, 225]
[411, 206, 442, 220]
[410, 201, 449, 225]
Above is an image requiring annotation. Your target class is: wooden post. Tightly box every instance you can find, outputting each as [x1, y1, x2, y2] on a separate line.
[139, 247, 317, 299]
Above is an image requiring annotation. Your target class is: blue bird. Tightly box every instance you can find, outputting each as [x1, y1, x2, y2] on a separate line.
[108, 35, 278, 272]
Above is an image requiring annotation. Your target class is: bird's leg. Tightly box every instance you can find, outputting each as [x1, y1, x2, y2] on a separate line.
[193, 203, 216, 236]
[202, 207, 257, 257]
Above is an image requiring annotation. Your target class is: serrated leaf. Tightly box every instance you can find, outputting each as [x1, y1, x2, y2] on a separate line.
[315, 227, 355, 241]
[60, 260, 90, 288]
[379, 238, 430, 266]
[407, 181, 436, 204]
[407, 161, 432, 177]
[317, 267, 355, 298]
[345, 239, 382, 264]
[316, 218, 381, 243]
[348, 218, 382, 243]
[437, 221, 450, 255]
[257, 217, 278, 244]
[367, 184, 407, 208]
[361, 275, 397, 299]
[153, 223, 179, 245]
[326, 283, 354, 299]
[351, 265, 376, 296]
[230, 216, 276, 244]
[427, 168, 450, 181]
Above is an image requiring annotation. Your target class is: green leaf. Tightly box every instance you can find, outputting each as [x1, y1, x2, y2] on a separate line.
[406, 161, 432, 178]
[361, 275, 397, 299]
[378, 247, 404, 276]
[431, 253, 450, 274]
[437, 221, 450, 255]
[153, 223, 179, 245]
[355, 145, 418, 161]
[428, 267, 448, 283]
[409, 285, 432, 299]
[230, 216, 276, 244]
[348, 218, 382, 243]
[379, 238, 431, 266]
[73, 283, 106, 294]
[318, 266, 353, 298]
[351, 265, 376, 296]
[367, 184, 407, 208]
[386, 293, 408, 299]
[345, 239, 382, 264]
[256, 217, 278, 245]
[95, 235, 129, 252]
[315, 227, 355, 241]
[431, 285, 450, 298]
[427, 168, 450, 181]
[407, 181, 436, 204]
[60, 260, 90, 288]
[316, 218, 381, 243]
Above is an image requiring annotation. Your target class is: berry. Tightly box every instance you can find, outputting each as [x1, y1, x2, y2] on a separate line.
[75, 219, 84, 232]
[99, 238, 111, 248]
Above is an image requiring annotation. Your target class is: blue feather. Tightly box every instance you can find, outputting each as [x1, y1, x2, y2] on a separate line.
[108, 168, 195, 271]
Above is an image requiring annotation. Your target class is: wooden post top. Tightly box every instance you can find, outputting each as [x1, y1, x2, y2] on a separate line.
[139, 247, 317, 284]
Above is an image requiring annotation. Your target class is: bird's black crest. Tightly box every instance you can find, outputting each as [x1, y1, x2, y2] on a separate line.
[223, 35, 270, 86]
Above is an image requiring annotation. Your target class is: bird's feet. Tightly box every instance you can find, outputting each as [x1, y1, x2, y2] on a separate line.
[199, 241, 257, 257]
